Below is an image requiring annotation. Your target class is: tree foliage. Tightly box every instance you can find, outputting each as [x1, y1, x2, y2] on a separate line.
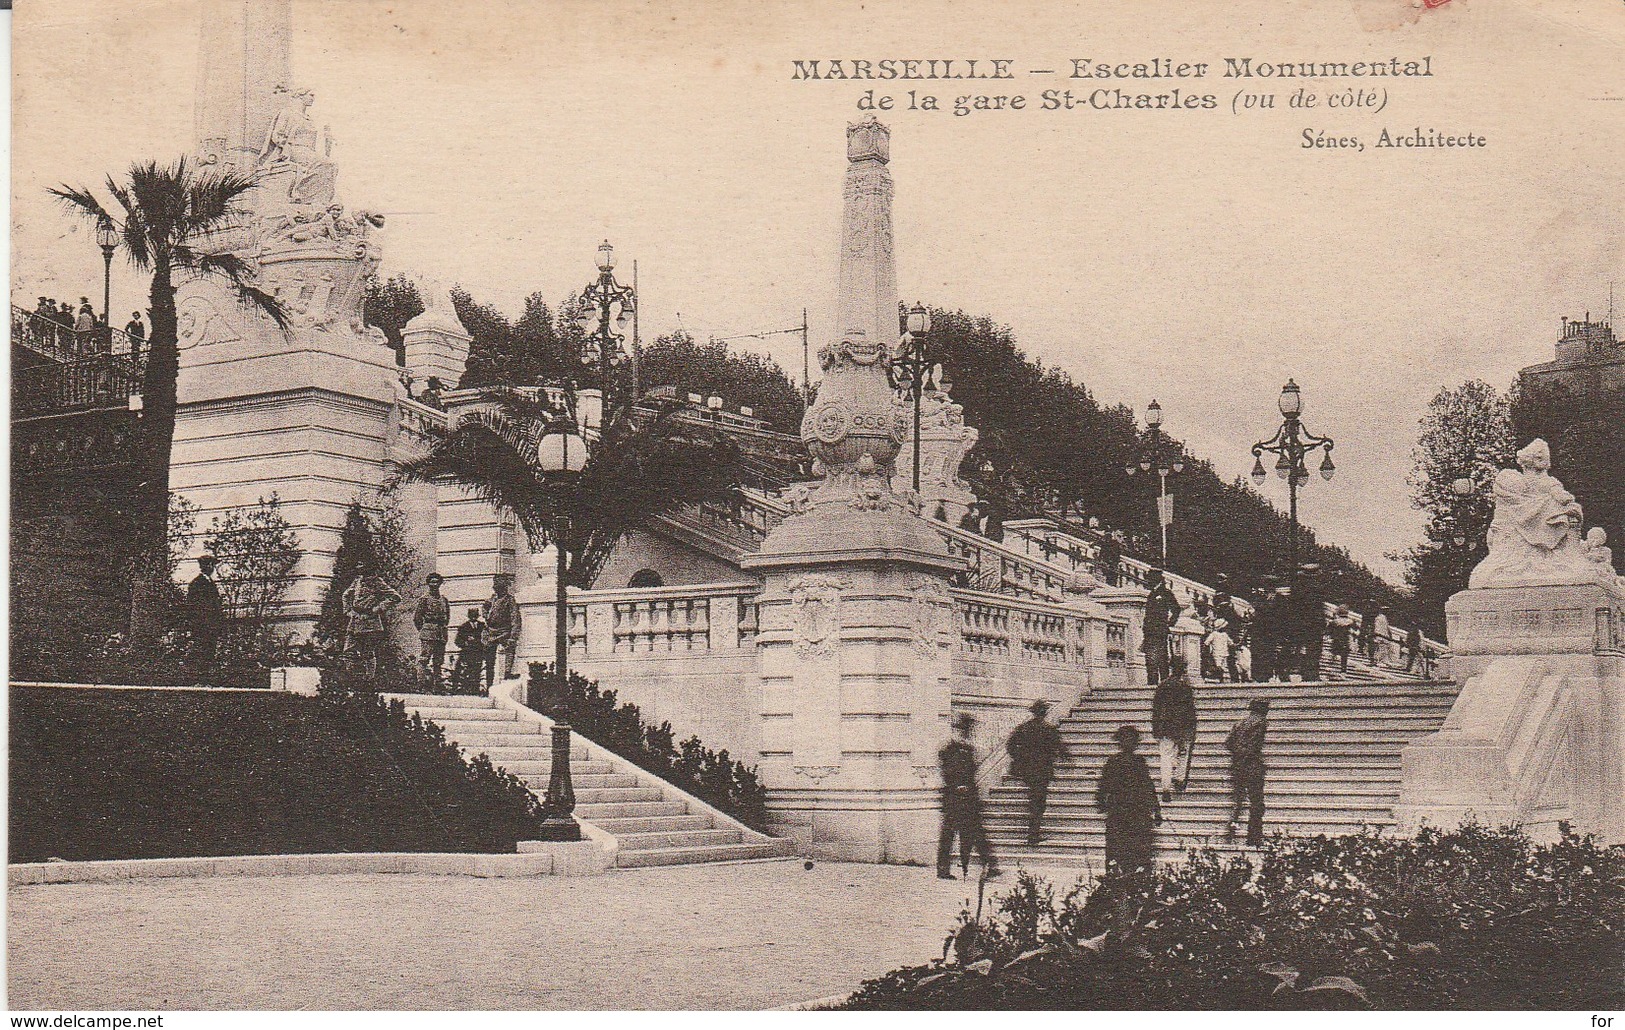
[392, 389, 743, 588]
[201, 495, 302, 652]
[1399, 381, 1515, 636]
[923, 307, 1409, 614]
[634, 329, 805, 434]
[363, 273, 426, 366]
[1512, 374, 1623, 576]
[455, 288, 571, 389]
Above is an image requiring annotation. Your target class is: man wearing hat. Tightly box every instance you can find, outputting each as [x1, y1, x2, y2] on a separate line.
[1095, 724, 1162, 876]
[481, 573, 523, 689]
[413, 573, 452, 684]
[185, 554, 225, 670]
[1006, 699, 1065, 845]
[937, 712, 1000, 880]
[1140, 569, 1182, 686]
[1224, 699, 1271, 846]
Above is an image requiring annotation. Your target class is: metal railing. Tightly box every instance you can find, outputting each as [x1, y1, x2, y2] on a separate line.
[13, 305, 145, 365]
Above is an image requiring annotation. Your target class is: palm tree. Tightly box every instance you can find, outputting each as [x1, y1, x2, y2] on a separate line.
[393, 389, 743, 588]
[51, 157, 288, 647]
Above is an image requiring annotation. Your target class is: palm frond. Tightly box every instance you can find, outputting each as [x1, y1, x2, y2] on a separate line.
[192, 252, 290, 330]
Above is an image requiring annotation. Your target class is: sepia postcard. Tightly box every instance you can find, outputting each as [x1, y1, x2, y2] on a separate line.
[6, 0, 1622, 1019]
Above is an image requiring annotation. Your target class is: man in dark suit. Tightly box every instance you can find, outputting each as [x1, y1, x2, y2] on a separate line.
[937, 713, 1000, 880]
[186, 555, 225, 668]
[1006, 699, 1065, 844]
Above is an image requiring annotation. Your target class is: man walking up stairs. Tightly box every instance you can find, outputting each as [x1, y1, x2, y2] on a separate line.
[980, 675, 1460, 870]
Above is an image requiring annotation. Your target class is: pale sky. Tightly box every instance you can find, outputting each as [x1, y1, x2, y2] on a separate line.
[12, 0, 1624, 582]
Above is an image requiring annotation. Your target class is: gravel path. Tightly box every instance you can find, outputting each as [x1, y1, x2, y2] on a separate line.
[8, 859, 999, 1010]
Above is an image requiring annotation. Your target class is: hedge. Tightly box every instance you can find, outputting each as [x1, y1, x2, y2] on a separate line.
[9, 683, 544, 863]
[841, 824, 1623, 1010]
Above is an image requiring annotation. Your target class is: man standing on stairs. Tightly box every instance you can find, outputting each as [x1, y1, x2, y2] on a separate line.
[937, 713, 1000, 880]
[1295, 564, 1326, 681]
[1095, 725, 1162, 876]
[1224, 699, 1270, 847]
[1141, 569, 1182, 685]
[1152, 655, 1198, 802]
[481, 574, 522, 690]
[1006, 700, 1064, 845]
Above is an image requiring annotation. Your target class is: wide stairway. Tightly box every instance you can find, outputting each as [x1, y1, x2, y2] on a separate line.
[388, 693, 789, 868]
[983, 676, 1460, 871]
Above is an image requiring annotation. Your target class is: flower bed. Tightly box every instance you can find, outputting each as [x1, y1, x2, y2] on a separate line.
[9, 682, 544, 863]
[841, 824, 1623, 1010]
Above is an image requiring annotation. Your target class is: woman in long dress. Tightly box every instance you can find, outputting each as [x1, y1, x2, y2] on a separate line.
[1372, 607, 1395, 668]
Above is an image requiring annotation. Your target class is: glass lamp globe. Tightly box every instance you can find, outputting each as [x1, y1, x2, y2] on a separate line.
[1319, 453, 1336, 481]
[1251, 457, 1267, 485]
[1278, 379, 1303, 418]
[1146, 399, 1163, 428]
[596, 240, 616, 272]
[537, 426, 589, 474]
[906, 304, 931, 336]
[95, 216, 119, 251]
[1451, 477, 1474, 497]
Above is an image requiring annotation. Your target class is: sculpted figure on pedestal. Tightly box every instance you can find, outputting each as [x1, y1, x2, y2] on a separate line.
[258, 85, 338, 206]
[1469, 439, 1595, 588]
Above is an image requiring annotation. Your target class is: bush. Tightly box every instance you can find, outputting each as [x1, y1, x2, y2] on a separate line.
[9, 683, 544, 862]
[841, 824, 1623, 1010]
[527, 663, 770, 832]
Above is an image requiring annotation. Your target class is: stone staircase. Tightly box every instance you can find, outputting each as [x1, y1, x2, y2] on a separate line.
[387, 692, 790, 868]
[982, 677, 1460, 871]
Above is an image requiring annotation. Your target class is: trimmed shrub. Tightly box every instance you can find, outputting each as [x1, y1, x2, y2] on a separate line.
[9, 683, 543, 862]
[841, 824, 1623, 1010]
[527, 663, 770, 832]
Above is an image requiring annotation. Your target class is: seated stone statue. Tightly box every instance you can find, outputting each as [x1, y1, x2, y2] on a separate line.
[1469, 439, 1593, 588]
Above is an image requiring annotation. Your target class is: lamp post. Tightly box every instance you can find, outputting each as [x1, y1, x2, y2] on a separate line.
[1250, 379, 1336, 591]
[1124, 399, 1186, 565]
[95, 215, 118, 339]
[575, 240, 636, 417]
[887, 303, 944, 494]
[533, 414, 589, 843]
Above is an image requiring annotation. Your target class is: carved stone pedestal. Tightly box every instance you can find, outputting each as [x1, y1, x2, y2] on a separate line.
[1397, 581, 1625, 842]
[744, 508, 960, 863]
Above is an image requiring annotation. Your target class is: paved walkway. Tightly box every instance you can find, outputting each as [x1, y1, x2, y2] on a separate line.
[8, 859, 1015, 1010]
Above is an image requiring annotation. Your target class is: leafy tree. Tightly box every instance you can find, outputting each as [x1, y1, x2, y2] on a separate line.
[1512, 375, 1623, 575]
[202, 495, 302, 653]
[363, 273, 426, 366]
[632, 329, 805, 434]
[317, 495, 425, 647]
[50, 158, 288, 648]
[1399, 381, 1515, 636]
[455, 289, 569, 389]
[393, 389, 742, 590]
[318, 502, 376, 642]
[921, 306, 1408, 615]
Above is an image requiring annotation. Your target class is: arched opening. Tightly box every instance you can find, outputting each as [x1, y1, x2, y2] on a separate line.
[627, 569, 665, 588]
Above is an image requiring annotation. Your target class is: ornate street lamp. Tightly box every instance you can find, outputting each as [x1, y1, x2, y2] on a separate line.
[887, 302, 946, 494]
[532, 412, 590, 843]
[1125, 399, 1186, 564]
[575, 240, 636, 416]
[1250, 378, 1335, 589]
[1450, 476, 1477, 548]
[95, 215, 119, 339]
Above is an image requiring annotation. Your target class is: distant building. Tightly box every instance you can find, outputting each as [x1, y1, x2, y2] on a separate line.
[1516, 314, 1623, 575]
[1519, 315, 1624, 395]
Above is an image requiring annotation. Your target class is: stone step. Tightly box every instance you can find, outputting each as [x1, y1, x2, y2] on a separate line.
[444, 731, 553, 748]
[572, 786, 667, 805]
[614, 828, 745, 850]
[1071, 699, 1457, 716]
[386, 693, 496, 709]
[591, 814, 715, 834]
[410, 707, 517, 723]
[492, 758, 612, 777]
[1005, 766, 1402, 785]
[567, 773, 642, 790]
[615, 841, 788, 868]
[472, 745, 592, 763]
[576, 800, 690, 820]
[989, 779, 1404, 802]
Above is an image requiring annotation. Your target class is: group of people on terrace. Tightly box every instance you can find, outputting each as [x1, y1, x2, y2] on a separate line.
[1140, 565, 1431, 685]
[28, 295, 144, 359]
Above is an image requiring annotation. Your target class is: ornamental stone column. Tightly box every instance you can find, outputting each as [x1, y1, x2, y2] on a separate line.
[742, 118, 963, 864]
